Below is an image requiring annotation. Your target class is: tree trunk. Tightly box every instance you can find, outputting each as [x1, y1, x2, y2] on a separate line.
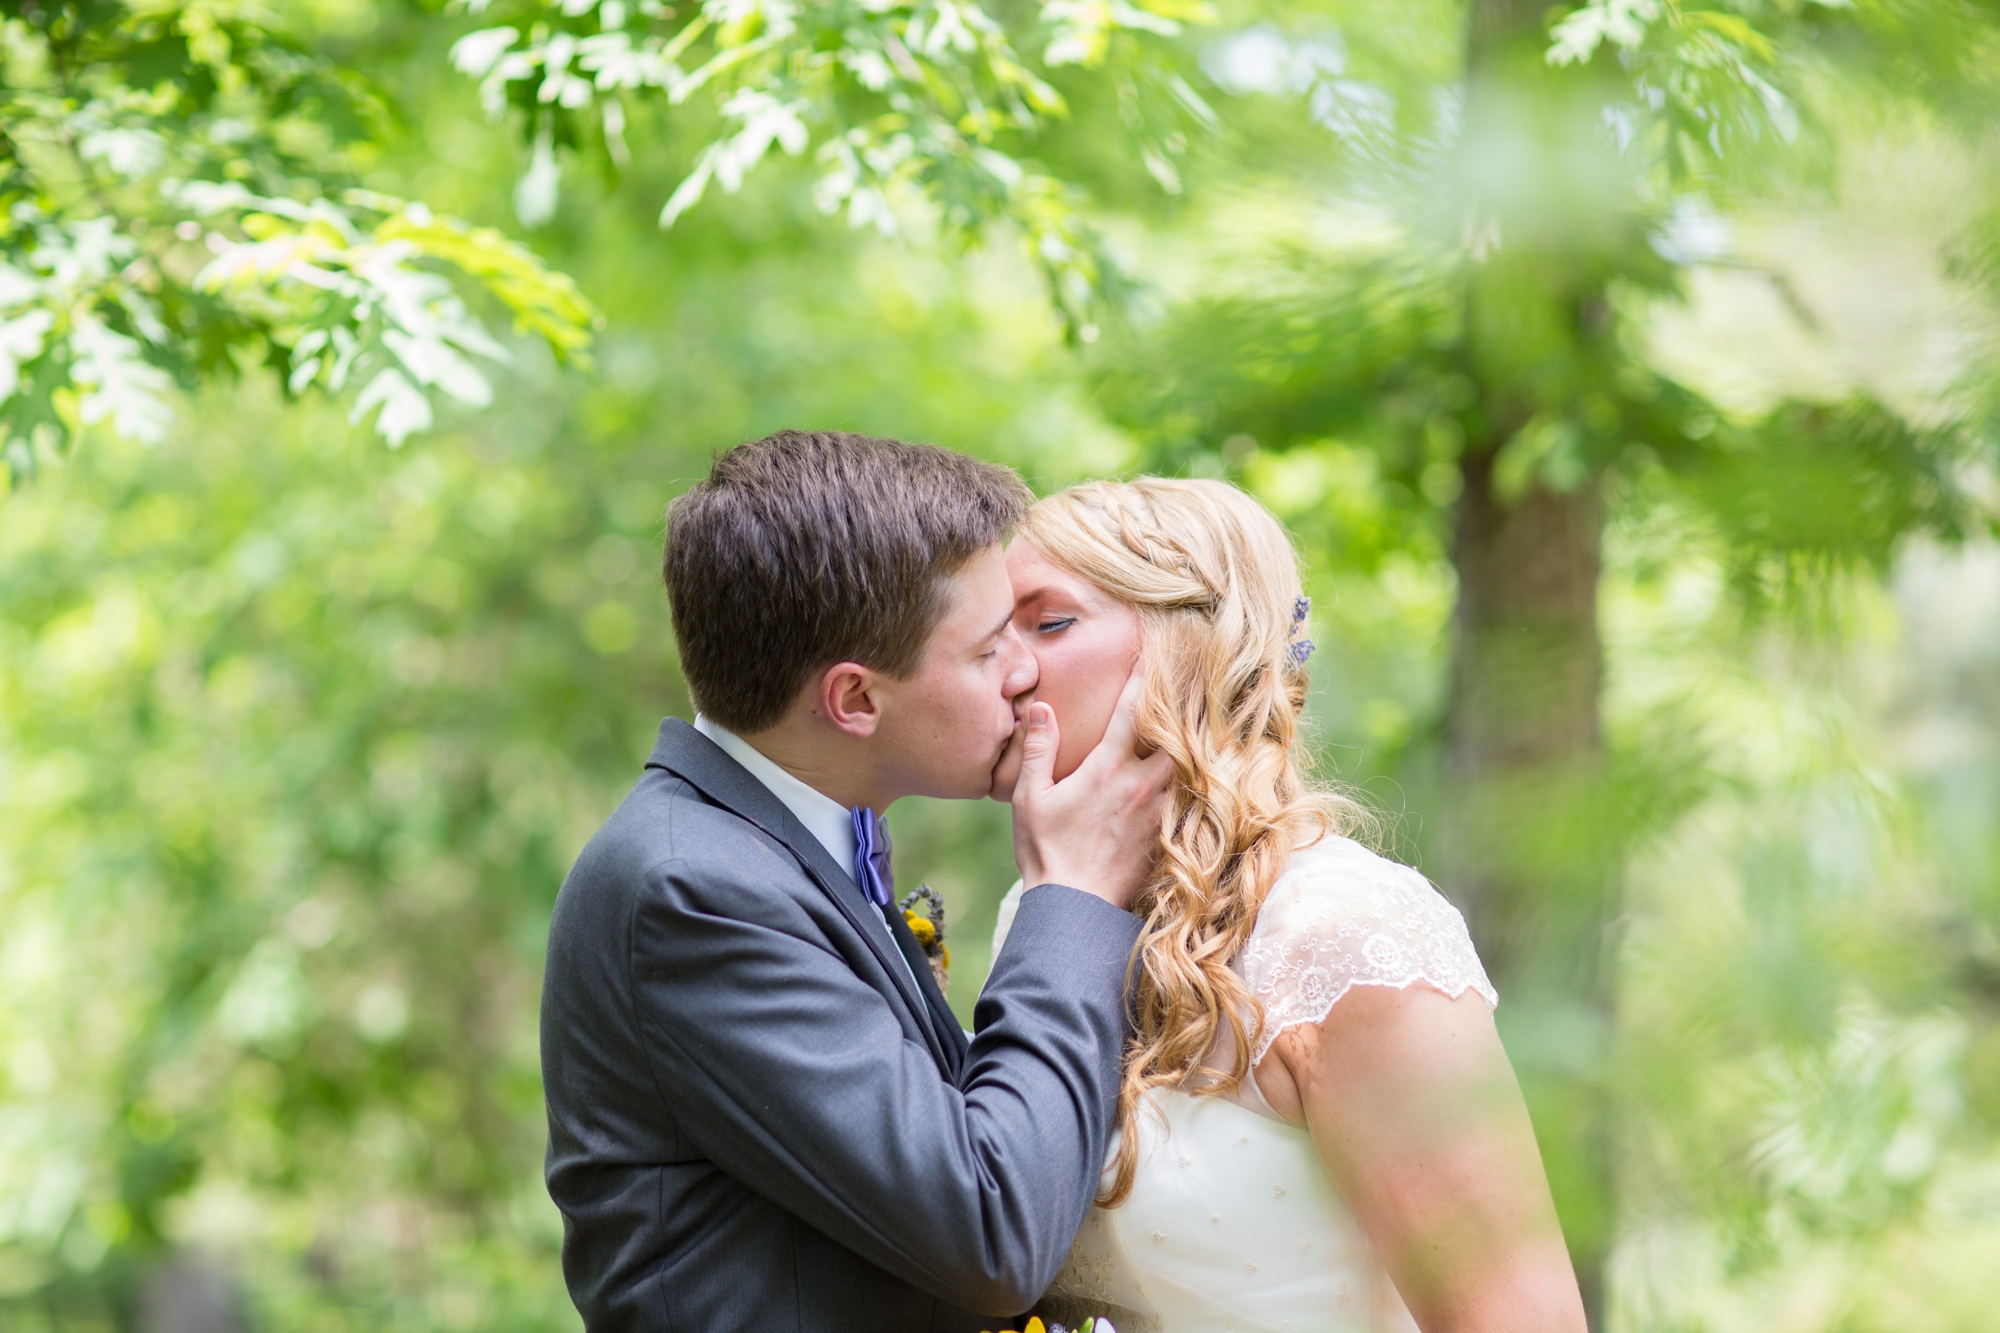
[141, 1255, 250, 1333]
[1445, 0, 1620, 1325]
[1445, 452, 1604, 970]
[1443, 450, 1613, 1327]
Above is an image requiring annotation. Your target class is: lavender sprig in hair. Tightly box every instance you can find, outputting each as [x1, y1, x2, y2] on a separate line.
[1287, 596, 1316, 666]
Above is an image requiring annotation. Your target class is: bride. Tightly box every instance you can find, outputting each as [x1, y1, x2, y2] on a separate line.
[987, 479, 1586, 1333]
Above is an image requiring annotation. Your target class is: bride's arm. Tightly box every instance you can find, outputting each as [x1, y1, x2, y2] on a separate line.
[1259, 986, 1587, 1333]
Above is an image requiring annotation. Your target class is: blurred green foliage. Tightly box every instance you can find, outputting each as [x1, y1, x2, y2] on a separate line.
[450, 0, 1214, 334]
[0, 0, 598, 472]
[4, 2, 2000, 1332]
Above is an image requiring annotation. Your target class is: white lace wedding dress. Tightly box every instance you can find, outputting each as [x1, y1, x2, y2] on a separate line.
[989, 836, 1498, 1333]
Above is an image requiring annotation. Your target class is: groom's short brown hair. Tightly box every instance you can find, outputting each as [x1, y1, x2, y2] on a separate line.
[663, 429, 1032, 734]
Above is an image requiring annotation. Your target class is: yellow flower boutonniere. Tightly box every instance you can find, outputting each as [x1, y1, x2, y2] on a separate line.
[983, 1318, 1117, 1333]
[899, 885, 950, 991]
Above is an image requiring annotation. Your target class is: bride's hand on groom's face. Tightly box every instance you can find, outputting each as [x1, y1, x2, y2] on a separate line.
[1010, 663, 1172, 911]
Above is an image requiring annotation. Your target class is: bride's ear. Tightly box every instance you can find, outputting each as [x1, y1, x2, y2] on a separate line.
[815, 662, 881, 738]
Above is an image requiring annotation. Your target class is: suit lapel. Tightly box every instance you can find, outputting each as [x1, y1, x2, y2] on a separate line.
[649, 719, 953, 1076]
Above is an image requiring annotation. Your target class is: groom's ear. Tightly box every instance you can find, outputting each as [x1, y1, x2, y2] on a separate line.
[814, 662, 882, 738]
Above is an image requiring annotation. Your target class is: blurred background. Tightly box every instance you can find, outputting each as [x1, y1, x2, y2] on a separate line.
[3, 1, 1998, 1330]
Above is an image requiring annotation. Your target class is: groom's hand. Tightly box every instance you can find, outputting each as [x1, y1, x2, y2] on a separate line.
[1011, 664, 1173, 911]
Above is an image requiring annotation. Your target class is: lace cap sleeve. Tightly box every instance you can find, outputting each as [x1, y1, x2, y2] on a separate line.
[1240, 838, 1497, 1065]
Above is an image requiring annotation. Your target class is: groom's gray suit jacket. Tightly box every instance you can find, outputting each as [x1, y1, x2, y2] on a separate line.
[541, 718, 1143, 1331]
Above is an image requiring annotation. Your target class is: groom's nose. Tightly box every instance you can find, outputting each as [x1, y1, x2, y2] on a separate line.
[999, 623, 1038, 705]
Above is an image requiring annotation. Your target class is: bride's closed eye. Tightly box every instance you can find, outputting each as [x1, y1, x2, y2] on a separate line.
[1036, 617, 1077, 634]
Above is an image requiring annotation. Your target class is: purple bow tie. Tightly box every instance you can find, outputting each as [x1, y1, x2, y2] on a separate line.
[849, 807, 894, 910]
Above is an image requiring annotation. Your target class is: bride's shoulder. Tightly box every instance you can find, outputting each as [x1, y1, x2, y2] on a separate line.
[1239, 836, 1497, 1057]
[1256, 834, 1451, 929]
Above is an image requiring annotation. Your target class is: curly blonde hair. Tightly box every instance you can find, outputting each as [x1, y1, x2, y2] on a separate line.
[1018, 478, 1368, 1207]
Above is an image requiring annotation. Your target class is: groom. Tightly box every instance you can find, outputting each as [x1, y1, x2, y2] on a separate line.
[541, 430, 1169, 1331]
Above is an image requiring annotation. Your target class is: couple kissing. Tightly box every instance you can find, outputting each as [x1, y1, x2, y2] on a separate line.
[540, 430, 1586, 1333]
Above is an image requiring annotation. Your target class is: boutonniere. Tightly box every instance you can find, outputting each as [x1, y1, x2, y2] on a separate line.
[899, 885, 949, 992]
[985, 1318, 1116, 1333]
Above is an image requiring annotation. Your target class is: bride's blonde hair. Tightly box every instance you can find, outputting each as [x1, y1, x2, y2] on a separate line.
[1018, 477, 1368, 1207]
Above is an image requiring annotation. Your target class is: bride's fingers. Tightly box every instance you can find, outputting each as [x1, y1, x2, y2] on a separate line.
[1011, 702, 1059, 807]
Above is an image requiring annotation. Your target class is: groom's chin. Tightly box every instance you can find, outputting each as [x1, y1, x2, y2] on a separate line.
[910, 745, 1014, 802]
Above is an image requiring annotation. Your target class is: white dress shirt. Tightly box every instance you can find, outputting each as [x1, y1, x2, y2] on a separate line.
[693, 714, 920, 992]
